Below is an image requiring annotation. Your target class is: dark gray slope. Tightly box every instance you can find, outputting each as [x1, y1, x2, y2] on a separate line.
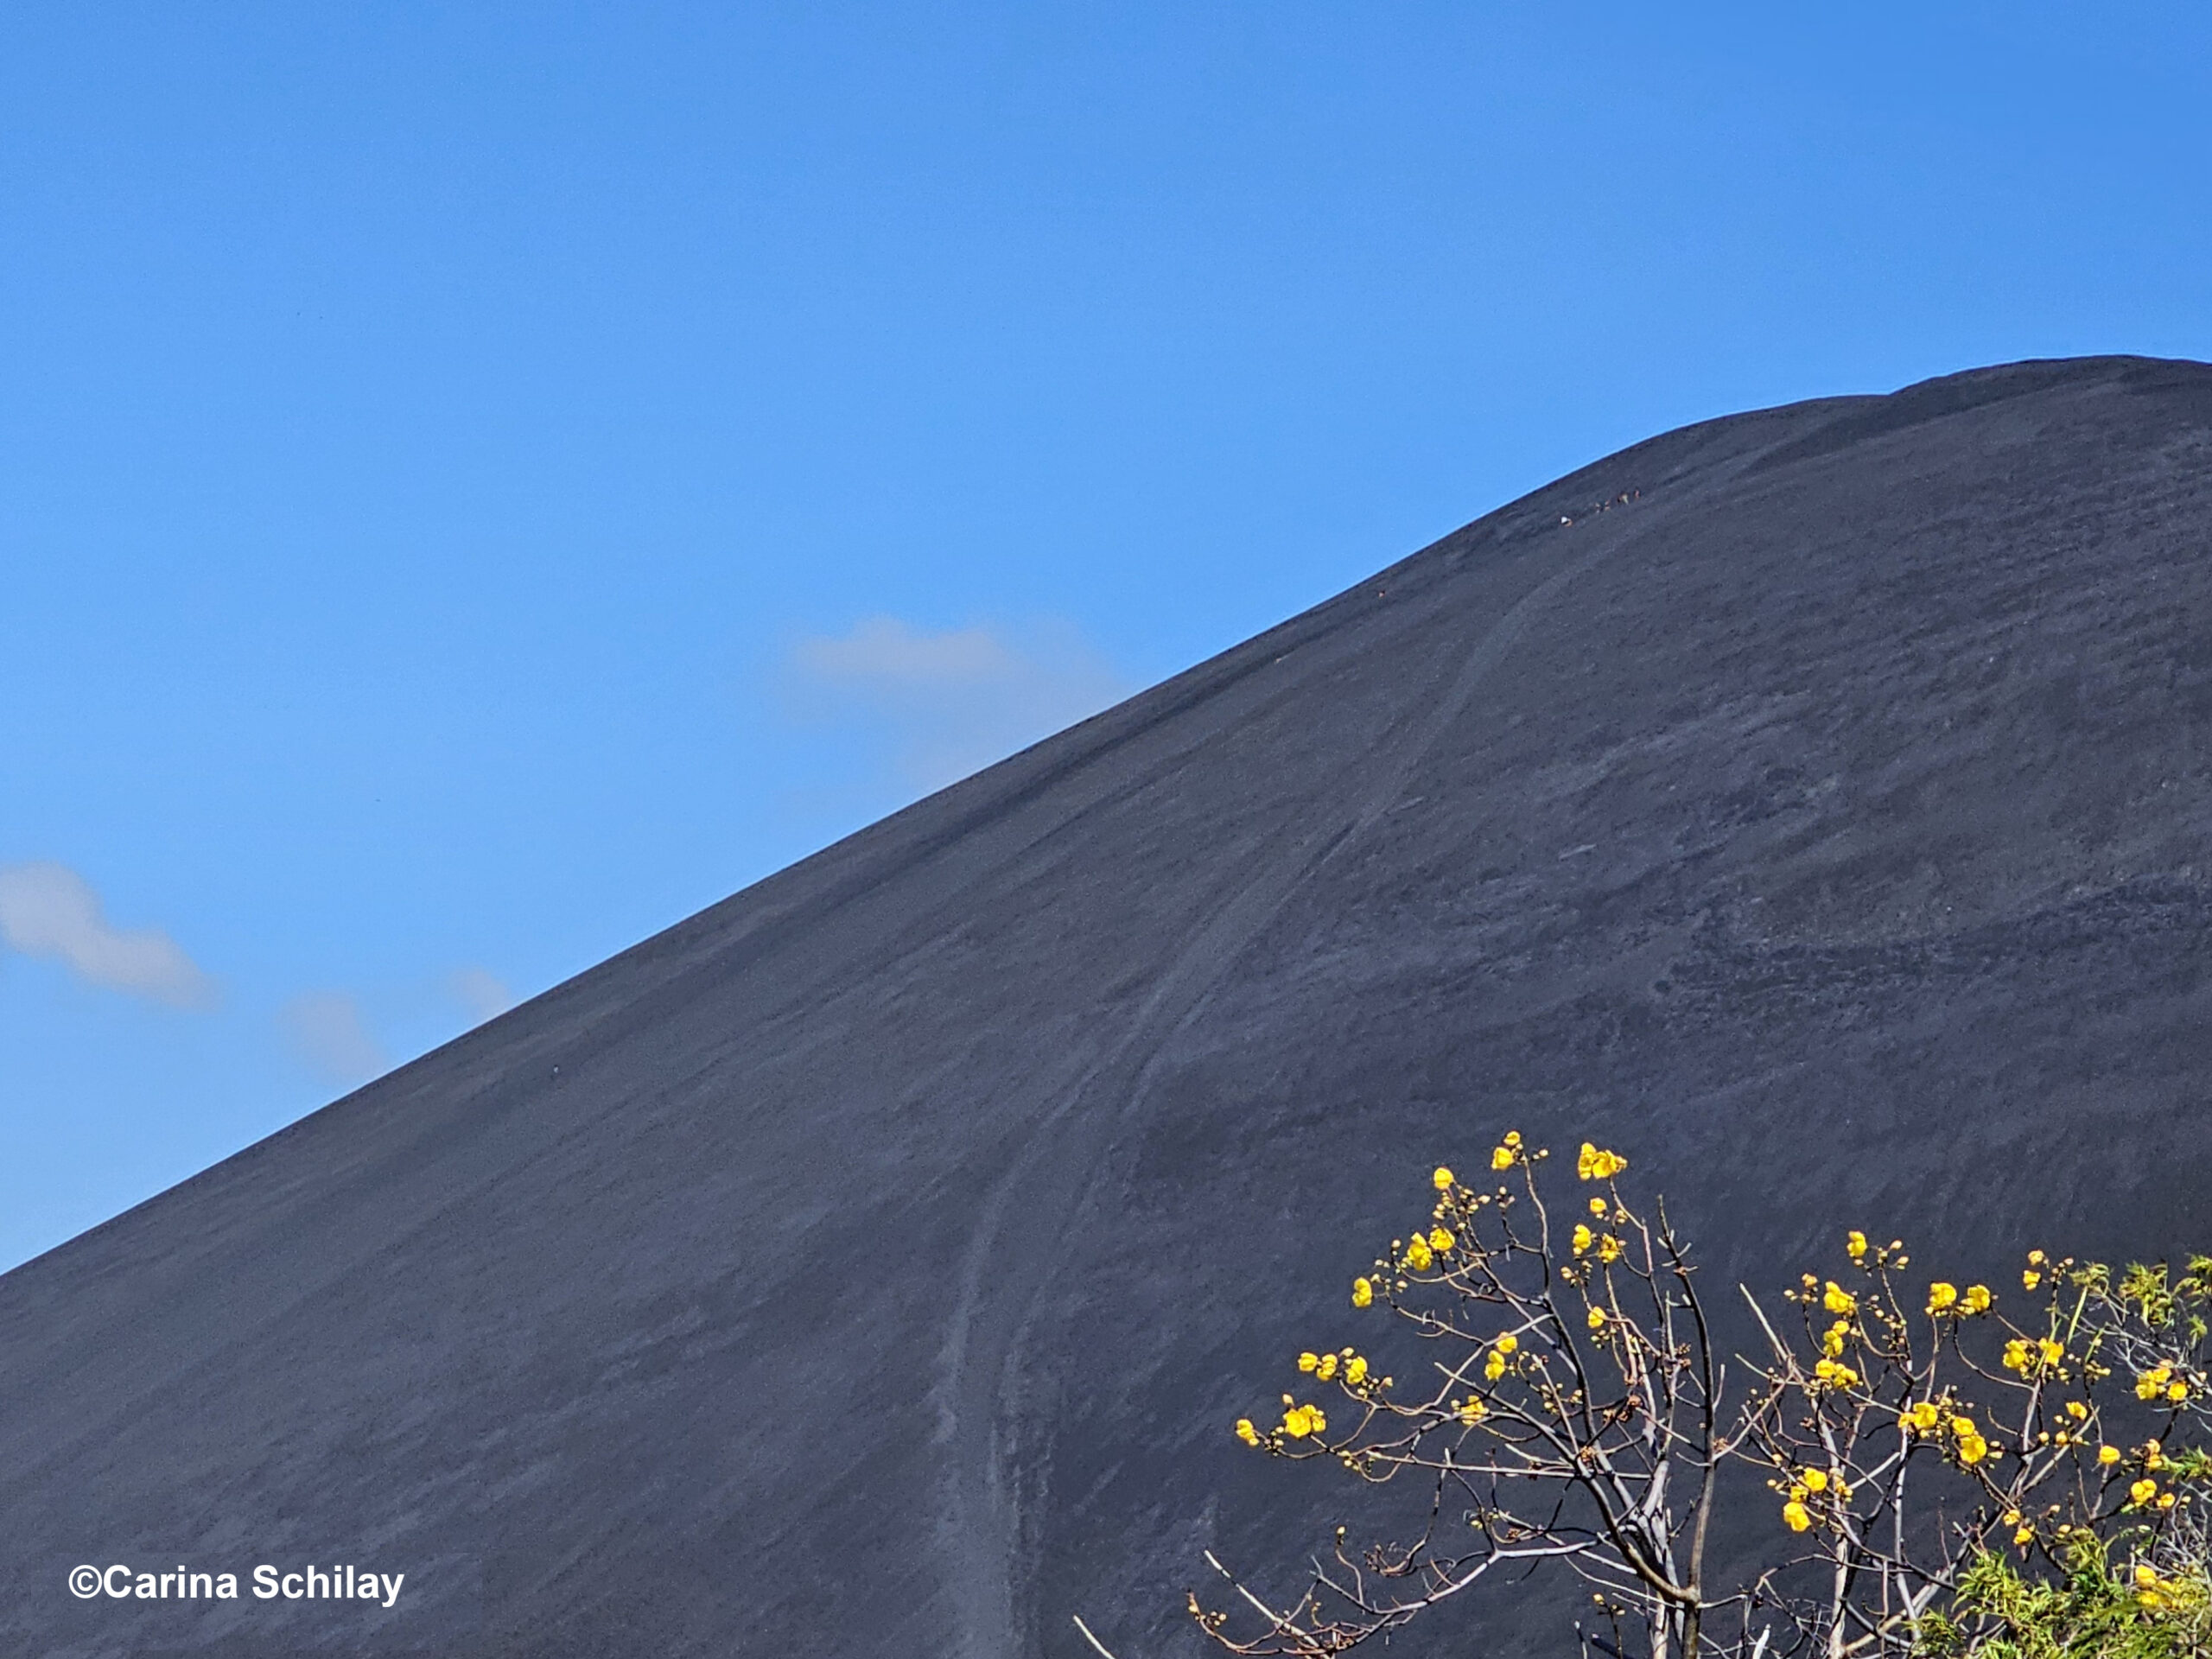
[5, 356, 2212, 1657]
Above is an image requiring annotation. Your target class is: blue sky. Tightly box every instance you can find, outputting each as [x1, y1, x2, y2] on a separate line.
[3, 2, 2209, 1270]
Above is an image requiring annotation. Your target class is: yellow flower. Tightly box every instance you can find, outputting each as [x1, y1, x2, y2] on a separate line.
[1405, 1237, 1433, 1271]
[1847, 1230, 1868, 1261]
[1962, 1284, 1992, 1314]
[2099, 1445, 2122, 1465]
[2169, 1380, 2190, 1402]
[1927, 1282, 1959, 1314]
[1457, 1397, 1486, 1425]
[1821, 1321, 1849, 1358]
[1298, 1351, 1319, 1373]
[1496, 1333, 1519, 1355]
[1576, 1142, 1628, 1180]
[1314, 1353, 1338, 1382]
[1484, 1350, 1508, 1382]
[2028, 1249, 2046, 1265]
[2136, 1367, 2172, 1402]
[1958, 1434, 1989, 1466]
[1823, 1281, 1856, 1316]
[2013, 1526, 2033, 1547]
[1782, 1500, 1812, 1533]
[1590, 1197, 1607, 1217]
[1235, 1418, 1260, 1446]
[2023, 1269, 2043, 1290]
[1573, 1224, 1594, 1255]
[2065, 1401, 2088, 1421]
[1597, 1234, 1624, 1264]
[1904, 1401, 1941, 1433]
[1430, 1226, 1455, 1253]
[1586, 1306, 1607, 1332]
[1345, 1356, 1369, 1385]
[1814, 1358, 1861, 1390]
[1433, 1166, 1456, 1191]
[2038, 1338, 2063, 1367]
[1801, 1468, 1828, 1492]
[2129, 1478, 2158, 1507]
[1491, 1145, 1516, 1171]
[1351, 1276, 1374, 1308]
[2137, 1565, 2160, 1587]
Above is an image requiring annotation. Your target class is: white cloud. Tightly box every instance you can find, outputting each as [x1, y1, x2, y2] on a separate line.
[785, 615, 1135, 792]
[448, 966, 516, 1024]
[0, 861, 217, 1007]
[283, 991, 388, 1088]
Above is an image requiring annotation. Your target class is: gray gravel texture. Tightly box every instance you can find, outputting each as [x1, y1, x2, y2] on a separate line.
[3, 355, 2210, 1656]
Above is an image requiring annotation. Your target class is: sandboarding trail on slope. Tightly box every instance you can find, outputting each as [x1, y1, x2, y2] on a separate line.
[932, 526, 1637, 1657]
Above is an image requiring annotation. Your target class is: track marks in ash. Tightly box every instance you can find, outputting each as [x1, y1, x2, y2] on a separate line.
[932, 531, 1630, 1657]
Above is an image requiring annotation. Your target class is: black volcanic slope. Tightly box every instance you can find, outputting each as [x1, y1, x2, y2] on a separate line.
[7, 356, 2212, 1658]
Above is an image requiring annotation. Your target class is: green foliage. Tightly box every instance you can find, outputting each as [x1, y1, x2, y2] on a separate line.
[1916, 1531, 2212, 1659]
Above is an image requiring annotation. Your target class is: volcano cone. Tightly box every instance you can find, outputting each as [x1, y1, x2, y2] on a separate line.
[4, 355, 2211, 1656]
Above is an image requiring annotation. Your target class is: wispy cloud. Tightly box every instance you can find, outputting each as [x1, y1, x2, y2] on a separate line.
[282, 991, 388, 1088]
[0, 861, 217, 1007]
[785, 615, 1135, 793]
[448, 966, 516, 1025]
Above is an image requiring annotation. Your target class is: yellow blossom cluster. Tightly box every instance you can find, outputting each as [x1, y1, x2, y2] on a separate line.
[1925, 1281, 1993, 1316]
[2136, 1364, 2191, 1403]
[1576, 1142, 1627, 1181]
[1776, 1466, 1851, 1531]
[2023, 1247, 2046, 1291]
[1296, 1347, 1371, 1388]
[1837, 1229, 1908, 1268]
[1482, 1333, 1519, 1382]
[1351, 1275, 1374, 1308]
[1569, 1224, 1623, 1262]
[1491, 1130, 1524, 1171]
[1812, 1357, 1861, 1390]
[1232, 1395, 1334, 1445]
[1950, 1414, 1990, 1465]
[2001, 1336, 2066, 1376]
[2132, 1562, 2196, 1612]
[1903, 1402, 1988, 1463]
